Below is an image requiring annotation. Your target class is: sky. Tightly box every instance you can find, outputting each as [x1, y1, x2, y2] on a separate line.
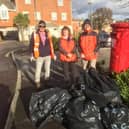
[72, 0, 129, 20]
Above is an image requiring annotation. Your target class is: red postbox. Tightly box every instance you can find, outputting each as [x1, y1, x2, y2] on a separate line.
[110, 22, 129, 73]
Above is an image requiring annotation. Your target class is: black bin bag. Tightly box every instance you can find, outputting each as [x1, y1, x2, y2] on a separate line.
[29, 88, 71, 127]
[79, 68, 122, 107]
[101, 103, 129, 129]
[64, 96, 104, 129]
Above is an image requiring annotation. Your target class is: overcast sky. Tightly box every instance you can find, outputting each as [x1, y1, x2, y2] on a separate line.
[72, 0, 129, 20]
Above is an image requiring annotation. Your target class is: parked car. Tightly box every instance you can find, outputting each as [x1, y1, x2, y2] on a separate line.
[98, 30, 112, 47]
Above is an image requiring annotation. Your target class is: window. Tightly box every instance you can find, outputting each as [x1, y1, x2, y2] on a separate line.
[34, 12, 41, 20]
[36, 12, 41, 20]
[23, 11, 29, 15]
[22, 11, 29, 18]
[61, 12, 67, 21]
[0, 5, 9, 20]
[51, 12, 57, 21]
[57, 0, 63, 6]
[25, 0, 31, 4]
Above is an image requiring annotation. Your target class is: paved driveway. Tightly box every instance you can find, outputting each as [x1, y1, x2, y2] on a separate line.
[0, 40, 111, 129]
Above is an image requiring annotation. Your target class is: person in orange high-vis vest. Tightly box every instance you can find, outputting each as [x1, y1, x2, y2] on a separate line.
[59, 26, 79, 88]
[79, 19, 100, 71]
[29, 20, 56, 89]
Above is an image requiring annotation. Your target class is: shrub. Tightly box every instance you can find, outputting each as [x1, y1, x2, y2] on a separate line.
[52, 36, 59, 51]
[113, 69, 129, 106]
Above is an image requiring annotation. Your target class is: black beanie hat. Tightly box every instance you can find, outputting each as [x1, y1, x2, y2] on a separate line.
[83, 19, 91, 25]
[38, 20, 46, 27]
[82, 19, 91, 29]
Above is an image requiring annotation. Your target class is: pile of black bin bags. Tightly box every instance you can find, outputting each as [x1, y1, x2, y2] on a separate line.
[29, 68, 129, 129]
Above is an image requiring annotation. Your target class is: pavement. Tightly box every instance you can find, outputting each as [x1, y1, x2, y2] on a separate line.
[0, 40, 32, 129]
[0, 40, 111, 87]
[0, 40, 111, 129]
[0, 41, 26, 91]
[0, 40, 67, 129]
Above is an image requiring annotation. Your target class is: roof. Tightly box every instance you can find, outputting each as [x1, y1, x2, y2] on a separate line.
[0, 0, 15, 10]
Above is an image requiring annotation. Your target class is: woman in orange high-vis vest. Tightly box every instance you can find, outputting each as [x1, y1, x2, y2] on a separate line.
[79, 19, 100, 71]
[59, 26, 79, 88]
[29, 20, 56, 89]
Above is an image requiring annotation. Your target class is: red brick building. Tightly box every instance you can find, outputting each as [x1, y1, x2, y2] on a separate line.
[0, 0, 72, 27]
[0, 0, 72, 39]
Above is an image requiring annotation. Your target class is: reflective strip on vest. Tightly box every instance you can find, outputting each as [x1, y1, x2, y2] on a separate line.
[34, 42, 39, 46]
[33, 33, 40, 58]
[34, 48, 39, 51]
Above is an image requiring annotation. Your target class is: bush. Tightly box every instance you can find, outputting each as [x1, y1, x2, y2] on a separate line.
[113, 70, 129, 106]
[52, 36, 59, 51]
[73, 31, 81, 43]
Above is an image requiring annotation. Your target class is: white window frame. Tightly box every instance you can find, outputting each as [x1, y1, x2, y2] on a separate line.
[61, 12, 67, 21]
[34, 12, 41, 21]
[25, 0, 31, 4]
[22, 11, 29, 15]
[57, 0, 63, 6]
[51, 12, 57, 21]
[22, 11, 29, 18]
[35, 12, 41, 20]
[0, 4, 9, 20]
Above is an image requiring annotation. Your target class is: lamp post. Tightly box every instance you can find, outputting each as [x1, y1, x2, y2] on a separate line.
[88, 0, 92, 26]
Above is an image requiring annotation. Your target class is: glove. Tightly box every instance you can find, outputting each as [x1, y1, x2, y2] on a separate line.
[30, 56, 35, 62]
[81, 53, 85, 58]
[67, 53, 72, 58]
[53, 55, 57, 60]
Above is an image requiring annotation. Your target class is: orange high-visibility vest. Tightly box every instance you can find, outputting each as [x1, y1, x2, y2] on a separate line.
[33, 32, 40, 58]
[33, 32, 54, 59]
[59, 38, 77, 62]
[80, 35, 97, 60]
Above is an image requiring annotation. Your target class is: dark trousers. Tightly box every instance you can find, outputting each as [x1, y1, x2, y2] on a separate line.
[63, 62, 79, 84]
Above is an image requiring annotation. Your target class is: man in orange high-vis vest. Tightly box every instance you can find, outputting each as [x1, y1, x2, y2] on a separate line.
[78, 19, 100, 71]
[29, 20, 56, 89]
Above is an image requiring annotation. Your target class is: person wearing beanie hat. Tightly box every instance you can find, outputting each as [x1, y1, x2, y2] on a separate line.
[78, 18, 100, 70]
[82, 19, 91, 29]
[84, 19, 91, 24]
[29, 20, 56, 90]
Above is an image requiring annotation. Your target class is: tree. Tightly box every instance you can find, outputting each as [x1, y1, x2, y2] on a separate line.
[13, 13, 30, 42]
[125, 18, 129, 21]
[91, 7, 113, 30]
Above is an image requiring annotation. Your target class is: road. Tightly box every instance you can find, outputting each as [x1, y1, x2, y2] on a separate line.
[0, 40, 27, 129]
[0, 41, 26, 90]
[0, 40, 67, 129]
[0, 40, 111, 88]
[0, 40, 111, 129]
